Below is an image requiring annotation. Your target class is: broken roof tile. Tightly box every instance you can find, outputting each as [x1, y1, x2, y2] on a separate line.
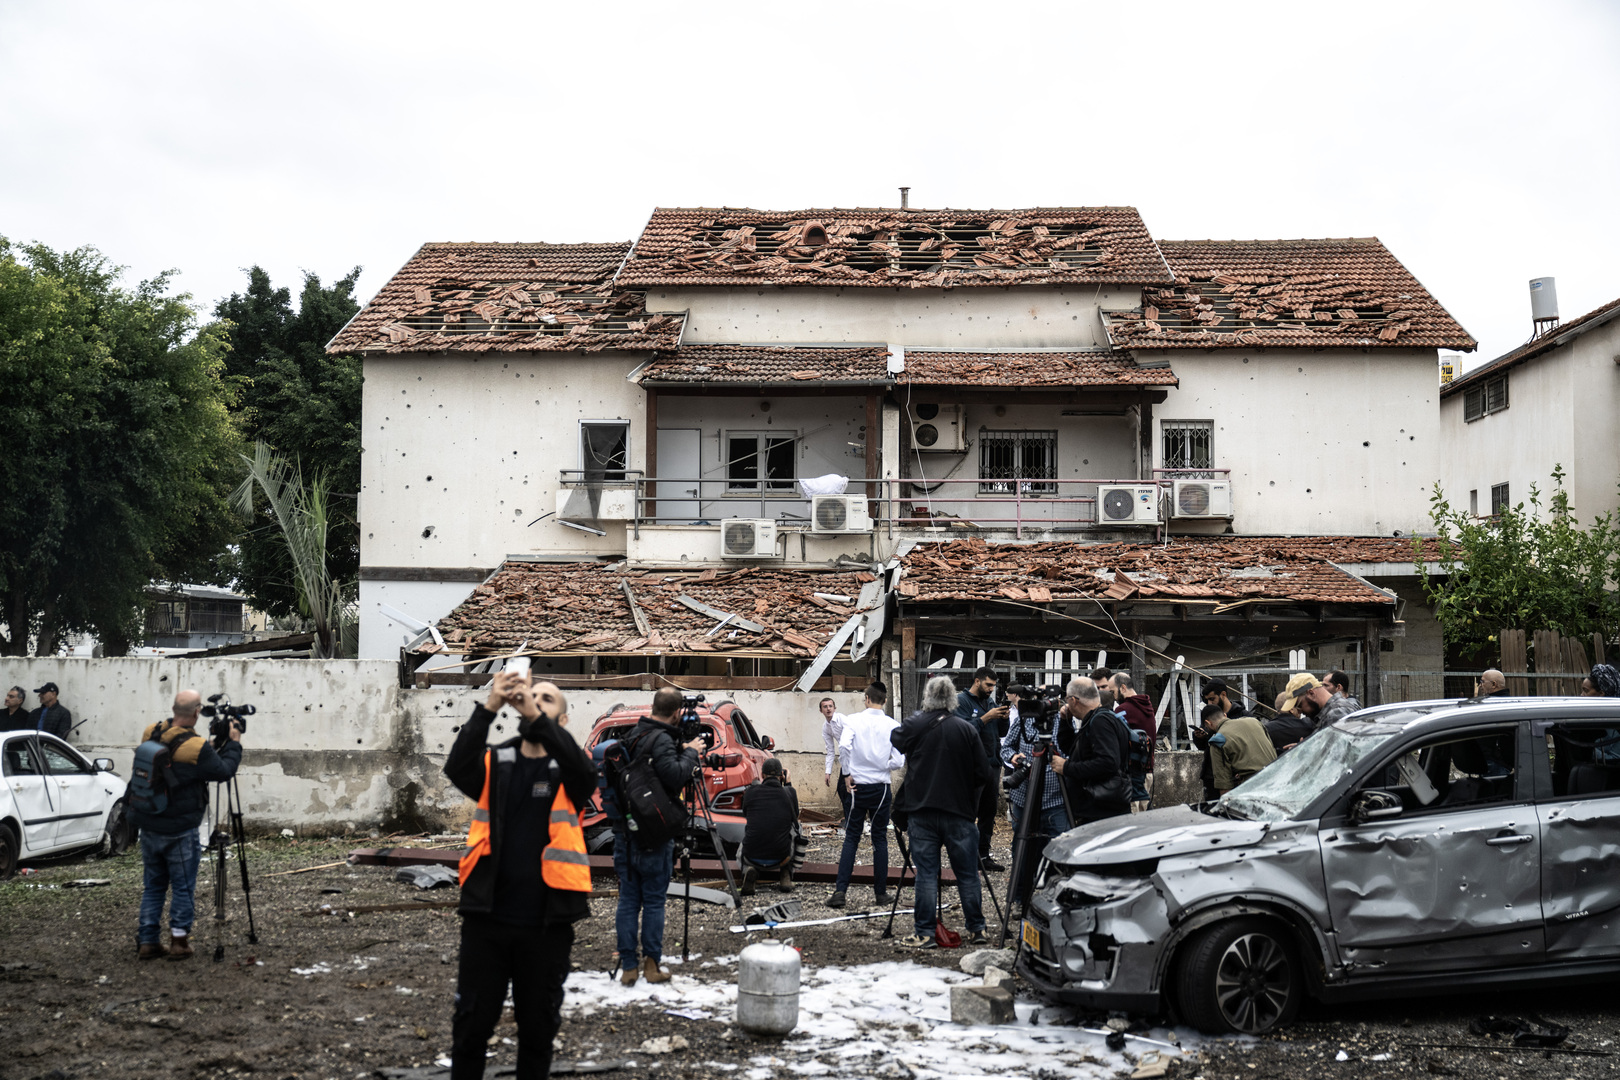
[901, 350, 1178, 388]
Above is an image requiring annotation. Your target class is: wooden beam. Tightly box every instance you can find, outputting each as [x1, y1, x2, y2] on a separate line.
[901, 624, 917, 661]
[186, 632, 314, 658]
[645, 390, 658, 522]
[414, 672, 850, 692]
[620, 578, 652, 637]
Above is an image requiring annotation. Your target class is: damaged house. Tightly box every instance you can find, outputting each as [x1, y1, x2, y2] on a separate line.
[331, 203, 1474, 756]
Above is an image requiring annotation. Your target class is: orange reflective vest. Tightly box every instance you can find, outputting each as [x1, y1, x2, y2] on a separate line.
[459, 746, 591, 893]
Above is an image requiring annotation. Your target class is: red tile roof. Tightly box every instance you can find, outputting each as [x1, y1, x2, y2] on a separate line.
[1104, 239, 1475, 351]
[1441, 294, 1620, 398]
[637, 344, 891, 385]
[897, 538, 1397, 606]
[617, 207, 1174, 290]
[901, 350, 1178, 388]
[327, 242, 683, 354]
[1185, 535, 1451, 565]
[430, 562, 876, 658]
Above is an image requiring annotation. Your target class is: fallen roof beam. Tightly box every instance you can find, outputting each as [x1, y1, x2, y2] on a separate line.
[676, 594, 765, 633]
[620, 578, 652, 637]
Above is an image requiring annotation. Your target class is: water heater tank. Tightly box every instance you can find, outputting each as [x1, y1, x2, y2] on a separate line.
[1530, 277, 1559, 322]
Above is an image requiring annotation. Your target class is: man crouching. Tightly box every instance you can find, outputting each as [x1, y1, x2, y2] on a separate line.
[444, 670, 596, 1080]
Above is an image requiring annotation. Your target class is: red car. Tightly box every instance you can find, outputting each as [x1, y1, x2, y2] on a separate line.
[579, 699, 778, 854]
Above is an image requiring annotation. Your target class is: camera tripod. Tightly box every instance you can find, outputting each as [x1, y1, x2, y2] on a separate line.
[208, 771, 259, 961]
[675, 757, 741, 961]
[998, 730, 1074, 947]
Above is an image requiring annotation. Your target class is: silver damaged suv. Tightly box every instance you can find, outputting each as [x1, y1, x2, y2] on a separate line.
[1016, 697, 1620, 1034]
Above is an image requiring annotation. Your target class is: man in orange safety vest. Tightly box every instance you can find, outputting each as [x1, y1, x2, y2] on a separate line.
[444, 668, 595, 1080]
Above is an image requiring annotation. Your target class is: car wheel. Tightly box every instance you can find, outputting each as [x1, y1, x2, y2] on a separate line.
[1177, 917, 1302, 1035]
[101, 798, 132, 857]
[0, 822, 18, 880]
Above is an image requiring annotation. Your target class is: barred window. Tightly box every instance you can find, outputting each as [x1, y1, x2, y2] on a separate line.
[1491, 482, 1510, 515]
[1162, 419, 1214, 476]
[1463, 374, 1509, 422]
[979, 430, 1057, 494]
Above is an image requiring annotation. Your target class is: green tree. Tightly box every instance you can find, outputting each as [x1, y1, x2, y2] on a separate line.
[0, 237, 241, 654]
[1418, 466, 1620, 663]
[214, 266, 363, 619]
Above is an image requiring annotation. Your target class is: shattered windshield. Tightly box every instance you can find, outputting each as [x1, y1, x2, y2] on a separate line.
[1217, 710, 1439, 823]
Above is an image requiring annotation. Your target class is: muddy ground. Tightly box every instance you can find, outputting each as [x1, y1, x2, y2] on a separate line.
[3, 819, 1618, 1080]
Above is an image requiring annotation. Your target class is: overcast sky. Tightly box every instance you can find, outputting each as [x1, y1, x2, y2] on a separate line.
[3, 0, 1616, 370]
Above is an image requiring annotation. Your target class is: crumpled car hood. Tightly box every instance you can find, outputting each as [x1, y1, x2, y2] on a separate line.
[1045, 805, 1271, 866]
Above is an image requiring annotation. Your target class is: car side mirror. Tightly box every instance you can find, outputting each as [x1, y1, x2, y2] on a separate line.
[760, 736, 775, 751]
[1350, 789, 1404, 825]
[94, 758, 115, 773]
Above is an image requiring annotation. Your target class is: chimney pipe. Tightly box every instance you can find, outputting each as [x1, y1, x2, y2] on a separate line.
[899, 186, 910, 209]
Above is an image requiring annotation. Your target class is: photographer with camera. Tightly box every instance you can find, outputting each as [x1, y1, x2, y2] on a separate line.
[999, 688, 1067, 838]
[444, 668, 594, 1080]
[614, 687, 705, 985]
[131, 689, 242, 960]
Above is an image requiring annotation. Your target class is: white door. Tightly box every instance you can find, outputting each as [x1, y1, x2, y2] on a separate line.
[39, 738, 107, 846]
[3, 736, 60, 852]
[656, 428, 701, 523]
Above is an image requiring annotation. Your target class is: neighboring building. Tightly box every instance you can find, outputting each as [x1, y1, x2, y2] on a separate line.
[1441, 292, 1620, 522]
[332, 204, 1474, 711]
[143, 584, 250, 651]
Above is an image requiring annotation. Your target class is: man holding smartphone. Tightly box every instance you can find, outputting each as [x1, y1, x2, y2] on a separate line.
[444, 661, 595, 1080]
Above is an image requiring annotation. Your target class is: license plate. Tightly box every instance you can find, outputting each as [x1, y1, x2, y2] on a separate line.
[1022, 920, 1041, 952]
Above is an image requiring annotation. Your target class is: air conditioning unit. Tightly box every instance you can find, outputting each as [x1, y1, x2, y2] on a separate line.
[1097, 484, 1160, 525]
[1171, 480, 1233, 519]
[908, 402, 964, 452]
[810, 494, 874, 535]
[719, 518, 778, 559]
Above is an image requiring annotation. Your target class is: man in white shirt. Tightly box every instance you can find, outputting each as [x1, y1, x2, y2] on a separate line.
[819, 697, 850, 826]
[828, 682, 904, 909]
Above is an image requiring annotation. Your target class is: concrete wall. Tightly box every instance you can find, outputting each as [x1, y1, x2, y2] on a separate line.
[1139, 347, 1442, 536]
[1, 656, 867, 829]
[1440, 317, 1620, 522]
[647, 286, 1142, 349]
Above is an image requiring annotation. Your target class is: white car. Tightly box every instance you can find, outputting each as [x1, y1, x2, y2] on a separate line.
[1, 731, 131, 878]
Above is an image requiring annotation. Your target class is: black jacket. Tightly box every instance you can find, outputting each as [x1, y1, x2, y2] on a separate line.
[131, 720, 242, 835]
[444, 704, 597, 924]
[891, 708, 994, 821]
[628, 716, 701, 799]
[954, 689, 1006, 761]
[1061, 707, 1130, 817]
[1264, 713, 1315, 753]
[0, 707, 29, 733]
[741, 777, 799, 864]
[31, 704, 71, 740]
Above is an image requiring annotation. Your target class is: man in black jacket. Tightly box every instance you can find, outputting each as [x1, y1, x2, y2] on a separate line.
[1052, 677, 1130, 824]
[892, 675, 995, 949]
[31, 682, 71, 740]
[1, 686, 29, 731]
[954, 667, 1009, 871]
[132, 689, 242, 960]
[444, 670, 595, 1080]
[739, 758, 799, 895]
[614, 687, 705, 985]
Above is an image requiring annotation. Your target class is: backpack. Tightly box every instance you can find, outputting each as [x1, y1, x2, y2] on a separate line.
[128, 724, 199, 816]
[593, 738, 626, 821]
[613, 731, 685, 850]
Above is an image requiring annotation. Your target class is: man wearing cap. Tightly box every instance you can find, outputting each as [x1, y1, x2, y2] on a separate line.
[1296, 675, 1360, 730]
[739, 758, 800, 895]
[30, 683, 71, 740]
[1265, 674, 1317, 752]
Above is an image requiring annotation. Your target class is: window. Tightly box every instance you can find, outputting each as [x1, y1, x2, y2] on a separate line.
[580, 421, 630, 482]
[40, 740, 90, 775]
[1491, 483, 1510, 515]
[1161, 420, 1214, 475]
[979, 430, 1057, 494]
[1548, 723, 1620, 799]
[1364, 725, 1521, 815]
[726, 432, 796, 492]
[1463, 373, 1509, 422]
[1469, 489, 1478, 516]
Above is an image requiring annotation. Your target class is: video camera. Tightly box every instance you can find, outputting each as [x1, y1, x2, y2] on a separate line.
[1002, 687, 1066, 790]
[200, 693, 255, 746]
[675, 692, 725, 766]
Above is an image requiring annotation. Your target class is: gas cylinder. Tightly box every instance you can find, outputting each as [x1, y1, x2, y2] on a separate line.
[736, 938, 800, 1035]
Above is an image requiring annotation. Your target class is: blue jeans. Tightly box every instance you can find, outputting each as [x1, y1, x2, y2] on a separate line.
[138, 828, 202, 945]
[908, 812, 983, 938]
[834, 782, 891, 894]
[613, 831, 673, 970]
[1009, 801, 1070, 839]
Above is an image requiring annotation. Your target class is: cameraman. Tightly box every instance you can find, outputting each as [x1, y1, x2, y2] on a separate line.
[614, 687, 704, 986]
[132, 689, 242, 960]
[444, 670, 594, 1080]
[999, 688, 1067, 838]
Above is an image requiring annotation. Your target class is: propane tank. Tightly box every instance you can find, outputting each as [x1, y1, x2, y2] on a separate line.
[736, 939, 800, 1035]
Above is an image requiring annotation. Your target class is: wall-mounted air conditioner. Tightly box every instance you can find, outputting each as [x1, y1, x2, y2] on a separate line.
[1171, 480, 1233, 519]
[1097, 484, 1160, 525]
[810, 495, 874, 535]
[720, 518, 778, 559]
[908, 403, 964, 452]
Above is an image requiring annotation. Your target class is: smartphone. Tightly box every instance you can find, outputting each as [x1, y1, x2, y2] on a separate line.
[504, 655, 532, 677]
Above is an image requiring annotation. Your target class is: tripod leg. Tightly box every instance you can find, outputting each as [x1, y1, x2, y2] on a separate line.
[229, 778, 258, 945]
[1000, 759, 1046, 946]
[881, 830, 912, 940]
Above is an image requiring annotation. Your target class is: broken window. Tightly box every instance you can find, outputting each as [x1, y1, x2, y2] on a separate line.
[1364, 725, 1521, 813]
[726, 432, 797, 492]
[1491, 482, 1510, 515]
[979, 430, 1057, 494]
[580, 421, 630, 482]
[1463, 373, 1509, 422]
[1161, 420, 1214, 475]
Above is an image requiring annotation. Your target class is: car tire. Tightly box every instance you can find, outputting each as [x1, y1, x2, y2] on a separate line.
[101, 798, 132, 857]
[0, 822, 18, 880]
[1176, 917, 1302, 1035]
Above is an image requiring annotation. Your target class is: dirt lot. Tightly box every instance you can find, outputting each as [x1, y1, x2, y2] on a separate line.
[4, 819, 1618, 1080]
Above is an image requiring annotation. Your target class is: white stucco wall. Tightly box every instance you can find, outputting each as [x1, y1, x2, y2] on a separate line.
[1440, 317, 1620, 521]
[358, 579, 485, 664]
[1139, 348, 1442, 535]
[648, 286, 1141, 348]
